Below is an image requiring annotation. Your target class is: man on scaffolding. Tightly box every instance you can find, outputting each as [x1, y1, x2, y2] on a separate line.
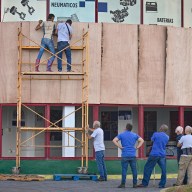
[35, 13, 56, 72]
[56, 19, 73, 72]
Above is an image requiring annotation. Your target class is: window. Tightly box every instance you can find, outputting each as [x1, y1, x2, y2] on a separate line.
[144, 111, 157, 141]
[101, 111, 118, 141]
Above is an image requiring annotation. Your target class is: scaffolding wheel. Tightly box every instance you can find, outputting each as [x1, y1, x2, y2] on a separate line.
[12, 166, 21, 174]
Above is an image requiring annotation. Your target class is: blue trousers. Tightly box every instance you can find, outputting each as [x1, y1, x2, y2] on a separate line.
[142, 156, 167, 187]
[121, 157, 137, 185]
[95, 150, 107, 180]
[37, 38, 55, 67]
[57, 41, 71, 71]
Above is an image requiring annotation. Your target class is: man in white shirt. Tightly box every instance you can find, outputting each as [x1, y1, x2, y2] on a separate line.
[86, 121, 107, 181]
[174, 126, 192, 185]
[56, 19, 72, 72]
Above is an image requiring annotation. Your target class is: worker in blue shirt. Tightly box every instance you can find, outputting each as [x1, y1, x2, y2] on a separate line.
[113, 123, 144, 188]
[138, 124, 169, 189]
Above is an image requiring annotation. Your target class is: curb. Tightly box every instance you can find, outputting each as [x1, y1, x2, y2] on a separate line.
[43, 174, 177, 180]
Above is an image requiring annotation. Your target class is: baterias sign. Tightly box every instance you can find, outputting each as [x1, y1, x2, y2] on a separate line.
[143, 0, 181, 27]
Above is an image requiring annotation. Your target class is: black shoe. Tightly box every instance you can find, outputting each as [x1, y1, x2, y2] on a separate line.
[117, 184, 125, 188]
[137, 184, 147, 188]
[98, 177, 105, 182]
[173, 183, 179, 186]
[133, 184, 137, 188]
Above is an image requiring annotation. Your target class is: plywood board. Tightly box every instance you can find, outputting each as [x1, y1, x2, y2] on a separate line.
[165, 27, 192, 105]
[21, 22, 31, 103]
[87, 23, 101, 104]
[0, 22, 30, 103]
[60, 22, 89, 103]
[101, 23, 138, 104]
[29, 22, 60, 103]
[138, 25, 166, 104]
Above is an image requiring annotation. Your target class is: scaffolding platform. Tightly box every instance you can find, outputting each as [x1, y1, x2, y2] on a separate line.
[0, 174, 45, 181]
[53, 174, 98, 181]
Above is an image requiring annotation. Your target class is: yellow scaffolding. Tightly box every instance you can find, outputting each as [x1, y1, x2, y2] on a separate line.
[15, 23, 89, 173]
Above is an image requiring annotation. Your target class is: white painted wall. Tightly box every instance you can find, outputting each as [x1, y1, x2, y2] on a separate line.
[2, 106, 45, 157]
[62, 106, 75, 157]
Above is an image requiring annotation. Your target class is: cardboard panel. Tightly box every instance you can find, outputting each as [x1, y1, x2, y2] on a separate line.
[165, 27, 192, 105]
[60, 22, 89, 103]
[0, 22, 30, 103]
[138, 25, 166, 104]
[101, 23, 138, 104]
[29, 22, 60, 103]
[88, 23, 101, 104]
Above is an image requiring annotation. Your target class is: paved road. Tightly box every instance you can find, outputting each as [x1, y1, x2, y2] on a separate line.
[0, 178, 176, 192]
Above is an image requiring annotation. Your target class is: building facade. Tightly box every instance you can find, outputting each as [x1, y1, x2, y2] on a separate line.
[0, 0, 192, 174]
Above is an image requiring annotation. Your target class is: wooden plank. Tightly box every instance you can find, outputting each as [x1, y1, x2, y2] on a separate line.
[22, 72, 84, 75]
[0, 174, 44, 181]
[29, 22, 60, 103]
[0, 22, 30, 103]
[101, 23, 138, 104]
[60, 22, 89, 104]
[138, 25, 166, 104]
[88, 23, 102, 104]
[165, 27, 192, 105]
[22, 46, 83, 50]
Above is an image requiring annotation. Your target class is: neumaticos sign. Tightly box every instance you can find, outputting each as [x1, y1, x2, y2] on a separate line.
[49, 0, 95, 22]
[51, 2, 78, 8]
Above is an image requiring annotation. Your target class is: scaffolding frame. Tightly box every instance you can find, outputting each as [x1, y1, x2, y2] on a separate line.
[16, 23, 89, 173]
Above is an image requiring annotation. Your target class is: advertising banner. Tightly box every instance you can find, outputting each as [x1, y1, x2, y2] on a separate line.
[184, 0, 192, 28]
[143, 0, 181, 27]
[1, 0, 46, 22]
[98, 0, 140, 24]
[49, 0, 95, 22]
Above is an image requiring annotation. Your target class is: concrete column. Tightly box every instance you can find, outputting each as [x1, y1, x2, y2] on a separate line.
[138, 105, 144, 158]
[62, 106, 75, 157]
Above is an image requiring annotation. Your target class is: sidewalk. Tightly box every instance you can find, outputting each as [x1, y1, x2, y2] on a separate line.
[0, 178, 176, 192]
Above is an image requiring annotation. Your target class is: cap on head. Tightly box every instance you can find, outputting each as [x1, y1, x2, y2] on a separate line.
[175, 126, 183, 134]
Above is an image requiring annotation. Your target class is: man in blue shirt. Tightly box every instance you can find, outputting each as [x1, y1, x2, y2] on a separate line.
[138, 124, 169, 188]
[113, 123, 144, 188]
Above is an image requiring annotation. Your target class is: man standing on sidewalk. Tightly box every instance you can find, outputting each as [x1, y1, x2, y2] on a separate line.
[112, 123, 144, 188]
[86, 121, 107, 181]
[174, 126, 192, 186]
[56, 19, 72, 72]
[175, 126, 188, 184]
[138, 124, 169, 189]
